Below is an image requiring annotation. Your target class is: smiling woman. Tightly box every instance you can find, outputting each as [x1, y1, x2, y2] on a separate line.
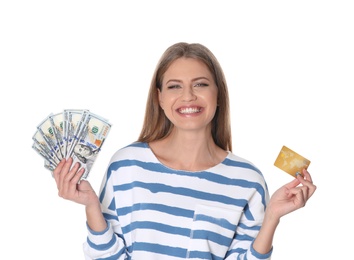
[53, 42, 316, 260]
[157, 58, 219, 138]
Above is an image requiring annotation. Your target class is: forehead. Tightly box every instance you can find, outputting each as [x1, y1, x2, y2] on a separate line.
[164, 58, 212, 80]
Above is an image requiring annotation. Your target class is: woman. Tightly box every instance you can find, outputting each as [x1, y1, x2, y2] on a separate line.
[54, 42, 316, 259]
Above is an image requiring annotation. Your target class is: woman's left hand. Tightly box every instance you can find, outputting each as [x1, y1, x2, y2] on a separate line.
[267, 168, 317, 220]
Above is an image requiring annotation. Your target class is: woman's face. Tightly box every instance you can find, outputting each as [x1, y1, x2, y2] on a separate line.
[158, 57, 218, 133]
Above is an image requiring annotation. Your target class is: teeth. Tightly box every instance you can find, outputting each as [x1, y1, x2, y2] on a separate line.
[179, 107, 201, 114]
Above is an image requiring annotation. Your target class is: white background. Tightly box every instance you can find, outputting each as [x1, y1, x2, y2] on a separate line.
[1, 1, 353, 259]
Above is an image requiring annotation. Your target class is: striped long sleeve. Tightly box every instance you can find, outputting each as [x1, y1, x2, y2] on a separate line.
[83, 142, 272, 260]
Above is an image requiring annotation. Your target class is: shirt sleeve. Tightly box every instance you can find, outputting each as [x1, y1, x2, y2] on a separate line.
[225, 175, 273, 260]
[82, 160, 128, 260]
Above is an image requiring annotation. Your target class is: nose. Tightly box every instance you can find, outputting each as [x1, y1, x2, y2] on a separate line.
[182, 86, 197, 102]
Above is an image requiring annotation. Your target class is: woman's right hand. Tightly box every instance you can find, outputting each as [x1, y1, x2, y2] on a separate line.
[53, 157, 99, 207]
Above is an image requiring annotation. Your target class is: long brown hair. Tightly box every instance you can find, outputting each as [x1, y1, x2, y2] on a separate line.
[137, 42, 232, 152]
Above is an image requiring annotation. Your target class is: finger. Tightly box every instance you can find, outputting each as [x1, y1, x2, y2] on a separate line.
[297, 169, 315, 188]
[300, 185, 309, 201]
[60, 163, 86, 199]
[61, 160, 81, 189]
[58, 157, 80, 194]
[307, 183, 317, 198]
[297, 188, 307, 207]
[69, 167, 86, 188]
[58, 157, 75, 191]
[62, 157, 74, 174]
[58, 163, 78, 198]
[284, 177, 301, 190]
[53, 159, 66, 182]
[296, 171, 317, 198]
[301, 168, 313, 183]
[63, 161, 81, 182]
[287, 187, 307, 207]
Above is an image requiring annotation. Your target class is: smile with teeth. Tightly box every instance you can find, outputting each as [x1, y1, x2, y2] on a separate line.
[178, 107, 202, 114]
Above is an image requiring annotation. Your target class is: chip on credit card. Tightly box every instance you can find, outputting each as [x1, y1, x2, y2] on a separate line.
[274, 145, 310, 177]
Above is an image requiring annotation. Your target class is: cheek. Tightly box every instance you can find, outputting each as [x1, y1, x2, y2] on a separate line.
[201, 91, 218, 106]
[159, 92, 175, 111]
[211, 90, 219, 105]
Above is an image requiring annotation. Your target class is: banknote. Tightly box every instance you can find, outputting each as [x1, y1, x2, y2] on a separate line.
[36, 114, 63, 160]
[32, 129, 61, 165]
[32, 142, 58, 168]
[70, 111, 112, 179]
[44, 160, 56, 174]
[64, 109, 90, 159]
[49, 112, 65, 158]
[32, 109, 112, 180]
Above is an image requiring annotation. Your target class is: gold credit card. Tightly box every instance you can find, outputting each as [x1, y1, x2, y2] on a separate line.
[274, 145, 311, 177]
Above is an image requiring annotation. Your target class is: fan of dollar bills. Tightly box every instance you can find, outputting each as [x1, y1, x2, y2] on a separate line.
[32, 109, 112, 180]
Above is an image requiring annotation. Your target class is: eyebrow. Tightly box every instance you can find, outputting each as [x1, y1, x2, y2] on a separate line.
[165, 76, 210, 84]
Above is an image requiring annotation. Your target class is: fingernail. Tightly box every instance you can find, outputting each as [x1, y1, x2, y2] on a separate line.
[295, 172, 302, 177]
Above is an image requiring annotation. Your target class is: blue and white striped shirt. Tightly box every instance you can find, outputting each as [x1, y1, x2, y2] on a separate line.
[83, 142, 272, 259]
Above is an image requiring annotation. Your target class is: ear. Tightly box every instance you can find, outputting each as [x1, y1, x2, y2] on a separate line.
[158, 88, 164, 109]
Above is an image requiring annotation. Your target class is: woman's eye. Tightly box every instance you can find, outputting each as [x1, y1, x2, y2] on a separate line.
[194, 83, 208, 87]
[167, 85, 181, 89]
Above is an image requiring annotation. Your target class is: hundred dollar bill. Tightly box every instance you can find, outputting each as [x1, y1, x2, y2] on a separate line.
[49, 112, 66, 159]
[32, 130, 61, 165]
[70, 111, 112, 179]
[64, 109, 90, 159]
[44, 160, 56, 174]
[32, 143, 58, 169]
[37, 114, 63, 160]
[63, 109, 77, 157]
[33, 109, 112, 179]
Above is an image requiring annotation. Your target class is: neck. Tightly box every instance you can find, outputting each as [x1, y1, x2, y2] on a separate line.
[149, 130, 227, 171]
